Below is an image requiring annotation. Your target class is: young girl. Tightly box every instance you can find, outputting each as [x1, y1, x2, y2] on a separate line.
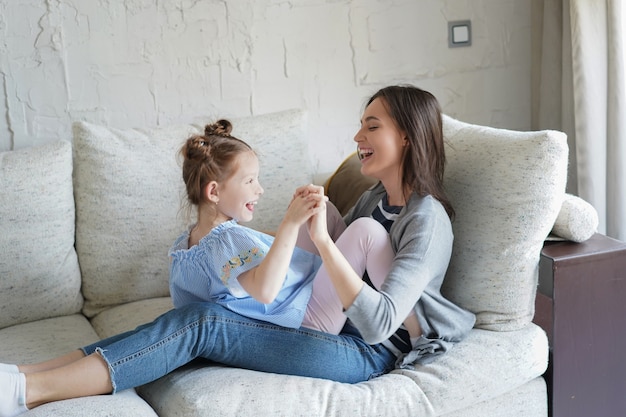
[167, 119, 396, 335]
[0, 85, 475, 416]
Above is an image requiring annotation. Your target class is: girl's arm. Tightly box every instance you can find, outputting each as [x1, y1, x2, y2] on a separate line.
[237, 191, 325, 304]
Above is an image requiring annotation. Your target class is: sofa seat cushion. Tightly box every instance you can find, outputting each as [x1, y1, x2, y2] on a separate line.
[0, 140, 83, 329]
[137, 323, 547, 417]
[72, 110, 312, 318]
[23, 390, 158, 417]
[0, 314, 98, 364]
[441, 378, 547, 417]
[0, 314, 158, 416]
[90, 297, 174, 339]
[394, 324, 548, 415]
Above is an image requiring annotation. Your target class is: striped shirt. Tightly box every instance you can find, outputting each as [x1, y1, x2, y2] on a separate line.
[369, 195, 413, 356]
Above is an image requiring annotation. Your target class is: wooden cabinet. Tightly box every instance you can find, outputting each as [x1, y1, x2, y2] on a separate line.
[534, 233, 626, 417]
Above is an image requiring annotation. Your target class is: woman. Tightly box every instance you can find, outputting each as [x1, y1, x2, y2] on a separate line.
[0, 85, 475, 416]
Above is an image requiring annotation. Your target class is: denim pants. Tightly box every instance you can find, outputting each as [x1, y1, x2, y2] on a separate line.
[82, 302, 397, 393]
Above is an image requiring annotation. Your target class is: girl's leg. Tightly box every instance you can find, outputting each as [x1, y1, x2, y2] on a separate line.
[4, 322, 152, 375]
[8, 302, 395, 412]
[17, 350, 85, 374]
[25, 353, 112, 409]
[0, 325, 158, 410]
[295, 201, 346, 255]
[302, 217, 394, 334]
[0, 352, 111, 416]
[4, 300, 396, 413]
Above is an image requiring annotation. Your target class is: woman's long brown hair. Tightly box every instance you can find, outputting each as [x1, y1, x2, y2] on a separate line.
[367, 85, 454, 219]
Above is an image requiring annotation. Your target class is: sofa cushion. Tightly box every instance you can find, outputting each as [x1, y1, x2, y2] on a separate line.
[550, 193, 598, 242]
[0, 314, 99, 365]
[136, 324, 547, 417]
[73, 110, 311, 317]
[90, 297, 173, 339]
[441, 115, 568, 330]
[440, 378, 547, 417]
[0, 313, 159, 417]
[24, 391, 159, 417]
[0, 140, 83, 329]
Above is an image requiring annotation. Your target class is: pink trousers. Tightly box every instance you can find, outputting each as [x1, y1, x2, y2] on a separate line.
[296, 203, 394, 334]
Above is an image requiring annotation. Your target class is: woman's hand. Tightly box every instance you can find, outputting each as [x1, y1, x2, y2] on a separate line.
[292, 184, 324, 200]
[291, 184, 331, 243]
[284, 187, 326, 228]
[308, 196, 330, 245]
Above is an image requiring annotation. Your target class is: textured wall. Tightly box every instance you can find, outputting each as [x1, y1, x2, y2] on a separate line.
[0, 0, 531, 174]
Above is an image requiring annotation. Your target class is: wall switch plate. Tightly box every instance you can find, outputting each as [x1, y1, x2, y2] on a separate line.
[448, 20, 472, 48]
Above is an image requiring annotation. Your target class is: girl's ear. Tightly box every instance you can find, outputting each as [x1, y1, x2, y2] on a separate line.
[204, 181, 220, 204]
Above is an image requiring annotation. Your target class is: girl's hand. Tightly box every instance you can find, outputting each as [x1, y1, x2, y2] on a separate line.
[284, 191, 326, 227]
[292, 184, 325, 201]
[240, 186, 327, 305]
[291, 184, 330, 243]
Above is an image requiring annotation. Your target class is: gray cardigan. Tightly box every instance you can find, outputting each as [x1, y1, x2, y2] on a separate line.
[343, 183, 475, 368]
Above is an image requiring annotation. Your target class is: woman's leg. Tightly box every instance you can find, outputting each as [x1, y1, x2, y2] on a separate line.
[295, 201, 346, 255]
[302, 217, 394, 334]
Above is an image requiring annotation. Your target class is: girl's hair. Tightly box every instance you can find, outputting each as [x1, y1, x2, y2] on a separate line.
[179, 119, 253, 208]
[367, 85, 455, 219]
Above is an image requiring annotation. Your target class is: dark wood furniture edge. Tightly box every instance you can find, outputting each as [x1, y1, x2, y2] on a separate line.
[534, 233, 626, 417]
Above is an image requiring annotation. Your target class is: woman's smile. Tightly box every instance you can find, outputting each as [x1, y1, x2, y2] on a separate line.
[357, 147, 374, 161]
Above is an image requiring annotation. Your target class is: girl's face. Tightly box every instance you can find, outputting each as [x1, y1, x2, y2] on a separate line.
[214, 150, 264, 224]
[354, 97, 406, 184]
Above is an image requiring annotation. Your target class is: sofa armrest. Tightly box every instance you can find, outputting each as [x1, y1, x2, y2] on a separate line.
[533, 233, 626, 417]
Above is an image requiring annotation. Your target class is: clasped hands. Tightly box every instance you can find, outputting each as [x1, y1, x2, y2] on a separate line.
[286, 184, 330, 244]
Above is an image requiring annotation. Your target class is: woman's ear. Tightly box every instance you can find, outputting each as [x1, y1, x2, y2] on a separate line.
[204, 181, 220, 204]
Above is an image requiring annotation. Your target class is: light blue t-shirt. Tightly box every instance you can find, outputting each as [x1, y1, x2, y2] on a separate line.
[168, 220, 322, 329]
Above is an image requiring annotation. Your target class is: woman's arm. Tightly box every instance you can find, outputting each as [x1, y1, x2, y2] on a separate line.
[309, 213, 365, 308]
[294, 185, 366, 308]
[346, 197, 454, 344]
[237, 191, 325, 304]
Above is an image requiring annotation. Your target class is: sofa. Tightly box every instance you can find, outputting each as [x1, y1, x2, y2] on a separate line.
[0, 109, 599, 416]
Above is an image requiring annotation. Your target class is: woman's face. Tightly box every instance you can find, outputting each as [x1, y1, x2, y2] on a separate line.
[354, 97, 406, 184]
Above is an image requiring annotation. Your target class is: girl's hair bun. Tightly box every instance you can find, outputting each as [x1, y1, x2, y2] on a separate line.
[205, 119, 232, 137]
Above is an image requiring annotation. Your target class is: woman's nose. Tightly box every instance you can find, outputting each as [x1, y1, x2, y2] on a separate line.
[354, 128, 364, 143]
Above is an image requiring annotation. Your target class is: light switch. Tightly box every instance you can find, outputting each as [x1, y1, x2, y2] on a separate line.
[448, 20, 472, 48]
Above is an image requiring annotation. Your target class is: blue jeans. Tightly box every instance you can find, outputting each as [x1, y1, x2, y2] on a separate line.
[82, 302, 397, 393]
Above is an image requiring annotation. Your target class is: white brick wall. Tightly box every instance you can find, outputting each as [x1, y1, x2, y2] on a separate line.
[0, 0, 531, 174]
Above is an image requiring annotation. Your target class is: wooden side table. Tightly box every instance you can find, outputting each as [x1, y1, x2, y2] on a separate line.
[533, 233, 626, 417]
